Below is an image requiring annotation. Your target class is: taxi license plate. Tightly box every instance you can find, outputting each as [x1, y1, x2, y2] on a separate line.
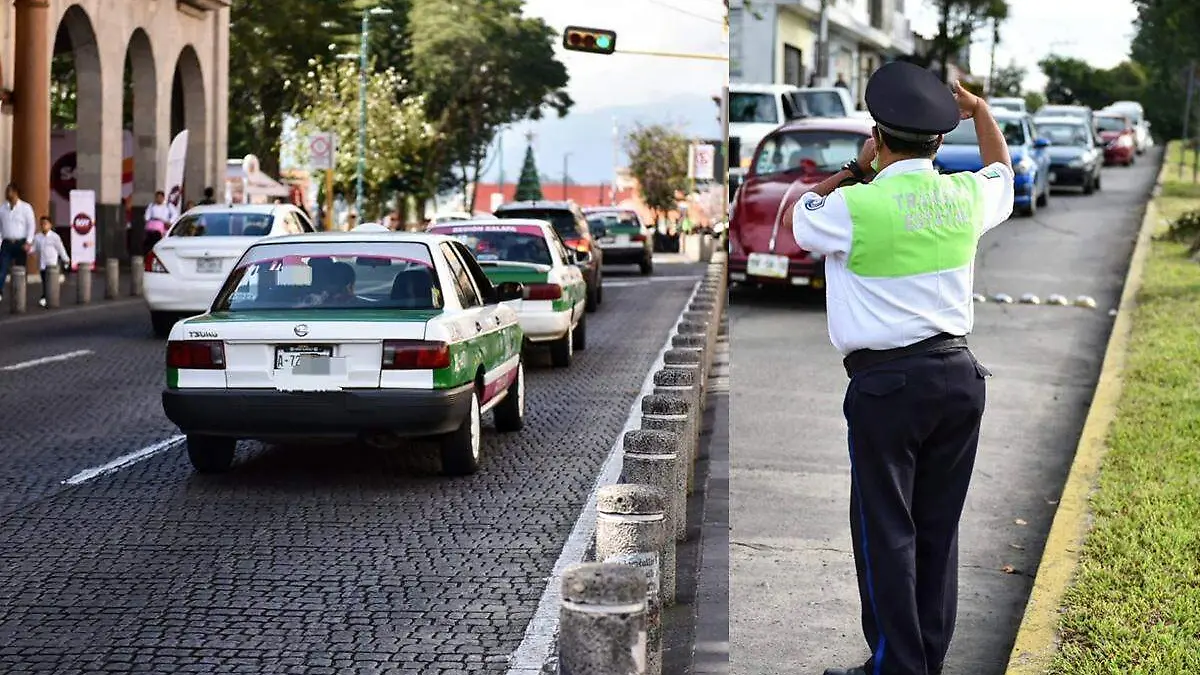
[615, 234, 631, 245]
[746, 253, 789, 279]
[275, 345, 334, 373]
[599, 236, 616, 245]
[196, 258, 222, 274]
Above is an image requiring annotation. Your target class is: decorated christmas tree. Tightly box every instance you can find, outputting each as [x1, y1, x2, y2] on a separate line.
[514, 139, 543, 202]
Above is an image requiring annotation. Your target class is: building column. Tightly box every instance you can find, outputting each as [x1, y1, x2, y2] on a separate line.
[11, 0, 52, 217]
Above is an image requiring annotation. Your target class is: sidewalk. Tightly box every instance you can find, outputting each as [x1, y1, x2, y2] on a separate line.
[1, 266, 137, 321]
[691, 325, 729, 674]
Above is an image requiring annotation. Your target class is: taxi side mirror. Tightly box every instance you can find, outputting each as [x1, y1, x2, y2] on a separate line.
[494, 281, 524, 302]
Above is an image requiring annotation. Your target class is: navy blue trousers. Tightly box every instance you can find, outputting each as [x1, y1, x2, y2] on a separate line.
[843, 348, 988, 675]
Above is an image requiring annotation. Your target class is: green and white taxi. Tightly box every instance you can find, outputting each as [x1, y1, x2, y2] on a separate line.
[583, 207, 654, 275]
[161, 231, 526, 476]
[428, 219, 588, 368]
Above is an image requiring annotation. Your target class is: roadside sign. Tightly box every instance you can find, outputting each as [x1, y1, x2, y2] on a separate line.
[309, 132, 336, 170]
[69, 189, 97, 268]
[689, 144, 716, 181]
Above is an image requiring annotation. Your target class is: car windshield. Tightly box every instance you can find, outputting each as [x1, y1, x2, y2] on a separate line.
[730, 92, 778, 124]
[1038, 108, 1088, 121]
[752, 130, 867, 176]
[431, 225, 553, 266]
[942, 118, 1027, 146]
[212, 241, 442, 312]
[1096, 116, 1128, 132]
[990, 100, 1024, 113]
[586, 211, 641, 230]
[493, 209, 576, 239]
[794, 91, 846, 117]
[168, 211, 273, 237]
[1037, 123, 1092, 146]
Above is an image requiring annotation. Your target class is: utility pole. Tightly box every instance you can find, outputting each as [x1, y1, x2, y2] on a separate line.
[816, 0, 831, 86]
[611, 117, 619, 206]
[987, 16, 1000, 96]
[1182, 61, 1195, 180]
[497, 128, 505, 204]
[563, 153, 571, 200]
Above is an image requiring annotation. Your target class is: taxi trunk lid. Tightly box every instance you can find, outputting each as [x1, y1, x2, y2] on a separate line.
[186, 310, 436, 389]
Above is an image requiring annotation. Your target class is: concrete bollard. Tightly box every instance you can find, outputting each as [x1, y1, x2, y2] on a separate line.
[46, 267, 62, 308]
[130, 256, 145, 297]
[641, 394, 696, 495]
[596, 484, 672, 609]
[654, 368, 701, 458]
[104, 258, 120, 299]
[623, 429, 687, 546]
[559, 562, 648, 675]
[9, 267, 26, 314]
[663, 347, 707, 409]
[604, 552, 662, 675]
[77, 263, 93, 304]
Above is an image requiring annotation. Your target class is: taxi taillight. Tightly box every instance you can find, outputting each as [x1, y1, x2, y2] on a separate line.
[632, 233, 647, 243]
[523, 283, 563, 301]
[382, 340, 450, 370]
[167, 340, 225, 369]
[564, 237, 590, 252]
[145, 251, 168, 273]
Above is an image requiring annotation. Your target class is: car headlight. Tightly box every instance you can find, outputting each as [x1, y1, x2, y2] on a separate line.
[1119, 135, 1134, 147]
[1068, 158, 1085, 168]
[1015, 157, 1034, 174]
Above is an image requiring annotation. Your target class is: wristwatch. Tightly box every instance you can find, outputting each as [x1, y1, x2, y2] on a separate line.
[842, 159, 869, 182]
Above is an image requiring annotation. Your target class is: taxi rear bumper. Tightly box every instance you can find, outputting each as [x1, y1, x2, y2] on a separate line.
[520, 308, 572, 343]
[162, 383, 474, 440]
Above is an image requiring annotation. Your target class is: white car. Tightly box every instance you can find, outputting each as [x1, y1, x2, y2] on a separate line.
[143, 203, 318, 337]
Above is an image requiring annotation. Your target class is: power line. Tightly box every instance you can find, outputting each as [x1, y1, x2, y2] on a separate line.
[644, 0, 723, 25]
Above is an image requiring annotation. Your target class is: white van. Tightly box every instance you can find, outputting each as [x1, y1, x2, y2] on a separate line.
[729, 84, 857, 170]
[1104, 101, 1151, 154]
[989, 97, 1027, 115]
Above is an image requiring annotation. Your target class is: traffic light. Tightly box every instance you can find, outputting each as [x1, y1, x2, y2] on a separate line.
[562, 26, 617, 55]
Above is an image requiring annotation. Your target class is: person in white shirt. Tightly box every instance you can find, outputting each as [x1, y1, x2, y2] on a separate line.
[0, 182, 37, 304]
[143, 191, 177, 254]
[33, 216, 70, 308]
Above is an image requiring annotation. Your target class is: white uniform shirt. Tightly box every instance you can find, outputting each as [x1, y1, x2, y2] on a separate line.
[33, 230, 70, 269]
[145, 202, 177, 225]
[0, 199, 37, 243]
[792, 158, 1015, 355]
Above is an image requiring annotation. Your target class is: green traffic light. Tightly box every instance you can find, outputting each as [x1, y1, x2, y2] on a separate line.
[595, 35, 612, 50]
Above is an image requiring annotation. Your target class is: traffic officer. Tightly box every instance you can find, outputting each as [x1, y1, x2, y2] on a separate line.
[785, 61, 1015, 675]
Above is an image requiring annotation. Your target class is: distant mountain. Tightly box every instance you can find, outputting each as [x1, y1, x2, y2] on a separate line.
[482, 93, 721, 185]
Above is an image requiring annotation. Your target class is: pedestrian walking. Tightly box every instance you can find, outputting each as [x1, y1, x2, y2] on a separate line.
[198, 186, 217, 206]
[144, 190, 176, 254]
[0, 182, 37, 305]
[785, 61, 1015, 675]
[32, 216, 69, 308]
[834, 72, 850, 91]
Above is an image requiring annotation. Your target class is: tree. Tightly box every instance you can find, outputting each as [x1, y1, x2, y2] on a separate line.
[990, 62, 1025, 97]
[927, 0, 1009, 83]
[625, 124, 690, 221]
[227, 0, 358, 176]
[1039, 57, 1149, 111]
[286, 58, 439, 220]
[407, 0, 571, 211]
[1130, 0, 1200, 139]
[1023, 91, 1046, 113]
[514, 145, 543, 202]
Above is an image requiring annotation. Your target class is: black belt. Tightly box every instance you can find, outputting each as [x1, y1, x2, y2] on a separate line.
[843, 332, 968, 378]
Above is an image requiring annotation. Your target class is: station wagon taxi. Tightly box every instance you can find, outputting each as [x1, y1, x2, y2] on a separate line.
[161, 231, 526, 476]
[428, 219, 588, 368]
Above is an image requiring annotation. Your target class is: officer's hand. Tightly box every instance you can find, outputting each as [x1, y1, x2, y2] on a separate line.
[856, 137, 877, 171]
[952, 80, 981, 119]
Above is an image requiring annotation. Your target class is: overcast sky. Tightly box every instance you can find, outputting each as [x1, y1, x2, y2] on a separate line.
[522, 0, 728, 113]
[907, 0, 1140, 92]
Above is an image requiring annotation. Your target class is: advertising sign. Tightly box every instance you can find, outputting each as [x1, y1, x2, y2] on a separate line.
[689, 143, 716, 181]
[164, 130, 190, 209]
[69, 189, 97, 268]
[50, 130, 134, 227]
[308, 132, 336, 170]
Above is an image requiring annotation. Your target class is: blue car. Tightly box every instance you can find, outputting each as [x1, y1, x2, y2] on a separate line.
[933, 112, 1051, 217]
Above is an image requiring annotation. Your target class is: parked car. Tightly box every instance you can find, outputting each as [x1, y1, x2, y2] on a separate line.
[1035, 116, 1104, 193]
[583, 207, 654, 275]
[729, 83, 804, 171]
[161, 231, 527, 475]
[728, 117, 872, 290]
[988, 97, 1028, 114]
[1095, 112, 1137, 166]
[492, 200, 603, 311]
[1034, 104, 1101, 144]
[143, 203, 318, 338]
[428, 218, 588, 367]
[1103, 101, 1151, 154]
[934, 111, 1051, 217]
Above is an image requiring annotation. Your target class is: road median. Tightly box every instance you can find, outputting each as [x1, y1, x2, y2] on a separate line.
[1006, 142, 1200, 673]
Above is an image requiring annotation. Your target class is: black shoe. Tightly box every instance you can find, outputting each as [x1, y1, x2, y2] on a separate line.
[822, 668, 868, 675]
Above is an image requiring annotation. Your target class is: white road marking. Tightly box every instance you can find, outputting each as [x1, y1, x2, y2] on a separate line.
[505, 278, 702, 674]
[0, 349, 93, 372]
[61, 435, 185, 486]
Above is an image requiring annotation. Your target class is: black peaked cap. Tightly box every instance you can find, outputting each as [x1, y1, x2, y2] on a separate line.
[865, 61, 960, 137]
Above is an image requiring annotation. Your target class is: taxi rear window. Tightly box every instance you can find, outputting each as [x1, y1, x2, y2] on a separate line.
[212, 241, 444, 312]
[169, 212, 273, 237]
[432, 227, 553, 266]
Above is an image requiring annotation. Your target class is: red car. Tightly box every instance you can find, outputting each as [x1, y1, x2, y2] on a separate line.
[728, 117, 872, 290]
[1095, 112, 1136, 166]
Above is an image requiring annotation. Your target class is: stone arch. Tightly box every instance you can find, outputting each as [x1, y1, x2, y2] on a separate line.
[124, 28, 158, 208]
[170, 45, 207, 206]
[52, 4, 103, 216]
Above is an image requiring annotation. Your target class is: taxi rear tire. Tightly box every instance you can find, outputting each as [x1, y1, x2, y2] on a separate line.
[640, 258, 653, 275]
[151, 311, 175, 339]
[493, 362, 525, 433]
[550, 325, 574, 368]
[186, 435, 236, 473]
[572, 313, 587, 351]
[441, 390, 482, 476]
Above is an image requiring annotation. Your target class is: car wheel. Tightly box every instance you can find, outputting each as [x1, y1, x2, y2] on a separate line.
[550, 324, 574, 368]
[1095, 173, 1102, 191]
[1083, 176, 1095, 195]
[151, 311, 175, 339]
[572, 312, 587, 351]
[640, 257, 654, 276]
[441, 389, 482, 476]
[1036, 180, 1049, 207]
[492, 362, 525, 433]
[186, 435, 236, 473]
[595, 270, 603, 306]
[1021, 194, 1037, 217]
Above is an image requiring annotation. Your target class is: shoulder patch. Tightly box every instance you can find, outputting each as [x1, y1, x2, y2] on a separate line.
[981, 167, 1003, 180]
[803, 195, 826, 211]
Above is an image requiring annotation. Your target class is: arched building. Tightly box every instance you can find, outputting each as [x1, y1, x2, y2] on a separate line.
[0, 0, 228, 260]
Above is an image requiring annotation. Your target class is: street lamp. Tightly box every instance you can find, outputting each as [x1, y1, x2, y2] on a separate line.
[337, 6, 393, 220]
